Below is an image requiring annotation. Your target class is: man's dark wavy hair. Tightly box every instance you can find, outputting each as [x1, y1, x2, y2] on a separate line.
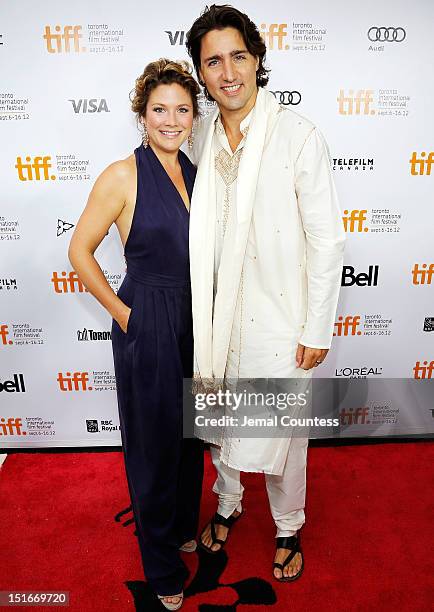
[186, 4, 270, 102]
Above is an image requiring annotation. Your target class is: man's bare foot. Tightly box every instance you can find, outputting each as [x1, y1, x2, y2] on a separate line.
[200, 509, 241, 552]
[273, 548, 303, 580]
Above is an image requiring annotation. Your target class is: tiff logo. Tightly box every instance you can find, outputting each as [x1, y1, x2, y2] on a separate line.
[334, 315, 362, 336]
[340, 407, 370, 425]
[165, 30, 186, 45]
[57, 371, 90, 391]
[0, 417, 25, 436]
[51, 271, 87, 293]
[15, 156, 56, 181]
[0, 324, 13, 346]
[412, 264, 434, 285]
[43, 25, 85, 53]
[342, 209, 368, 232]
[409, 152, 434, 176]
[69, 98, 110, 113]
[337, 90, 375, 115]
[259, 23, 289, 50]
[413, 360, 434, 379]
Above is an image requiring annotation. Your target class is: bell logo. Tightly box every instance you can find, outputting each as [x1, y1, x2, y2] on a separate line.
[334, 315, 362, 336]
[51, 271, 87, 293]
[409, 152, 434, 176]
[259, 24, 289, 50]
[15, 156, 56, 181]
[342, 265, 379, 287]
[0, 417, 25, 436]
[0, 374, 26, 393]
[0, 324, 13, 345]
[69, 99, 110, 113]
[57, 371, 90, 391]
[337, 90, 375, 115]
[413, 360, 434, 379]
[342, 210, 368, 232]
[43, 25, 85, 53]
[412, 264, 434, 285]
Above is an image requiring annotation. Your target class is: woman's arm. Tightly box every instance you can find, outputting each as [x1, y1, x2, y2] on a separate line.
[68, 158, 135, 333]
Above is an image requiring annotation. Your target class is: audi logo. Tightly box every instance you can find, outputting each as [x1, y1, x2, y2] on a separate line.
[271, 90, 301, 105]
[367, 27, 406, 42]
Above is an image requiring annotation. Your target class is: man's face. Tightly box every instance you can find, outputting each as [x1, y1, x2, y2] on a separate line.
[199, 27, 259, 114]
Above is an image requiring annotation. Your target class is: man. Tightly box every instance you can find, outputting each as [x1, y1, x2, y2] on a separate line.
[186, 5, 345, 581]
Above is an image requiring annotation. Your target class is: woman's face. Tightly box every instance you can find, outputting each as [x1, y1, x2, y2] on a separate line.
[143, 83, 194, 154]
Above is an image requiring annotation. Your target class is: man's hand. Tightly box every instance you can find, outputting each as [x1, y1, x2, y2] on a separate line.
[296, 344, 328, 370]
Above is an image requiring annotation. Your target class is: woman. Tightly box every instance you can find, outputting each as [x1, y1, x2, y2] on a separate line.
[68, 59, 203, 610]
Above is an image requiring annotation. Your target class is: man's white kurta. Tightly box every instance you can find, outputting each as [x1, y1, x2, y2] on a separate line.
[189, 88, 345, 474]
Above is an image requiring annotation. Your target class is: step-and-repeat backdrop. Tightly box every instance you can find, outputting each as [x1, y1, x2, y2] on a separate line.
[1, 0, 433, 447]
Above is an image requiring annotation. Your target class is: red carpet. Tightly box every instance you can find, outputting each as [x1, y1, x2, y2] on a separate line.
[0, 442, 433, 611]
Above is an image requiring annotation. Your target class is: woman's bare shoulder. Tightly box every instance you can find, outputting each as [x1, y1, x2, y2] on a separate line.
[92, 153, 136, 197]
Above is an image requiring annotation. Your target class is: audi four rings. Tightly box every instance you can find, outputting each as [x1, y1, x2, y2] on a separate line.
[271, 91, 302, 105]
[367, 27, 406, 42]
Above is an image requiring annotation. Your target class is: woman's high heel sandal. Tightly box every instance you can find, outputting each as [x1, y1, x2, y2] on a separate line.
[157, 592, 184, 611]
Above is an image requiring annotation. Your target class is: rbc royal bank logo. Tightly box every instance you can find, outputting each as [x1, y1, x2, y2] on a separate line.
[337, 90, 375, 115]
[51, 271, 87, 293]
[43, 25, 85, 53]
[57, 371, 90, 391]
[409, 152, 434, 176]
[334, 316, 362, 337]
[15, 156, 56, 181]
[342, 210, 368, 232]
[259, 23, 289, 50]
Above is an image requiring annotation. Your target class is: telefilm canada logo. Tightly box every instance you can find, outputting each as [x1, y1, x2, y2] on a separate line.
[332, 157, 374, 171]
[0, 278, 18, 291]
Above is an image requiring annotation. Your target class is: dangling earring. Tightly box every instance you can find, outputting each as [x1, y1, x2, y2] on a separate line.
[188, 125, 194, 151]
[141, 122, 149, 148]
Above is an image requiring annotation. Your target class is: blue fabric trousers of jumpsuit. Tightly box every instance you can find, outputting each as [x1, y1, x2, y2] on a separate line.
[111, 144, 203, 595]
